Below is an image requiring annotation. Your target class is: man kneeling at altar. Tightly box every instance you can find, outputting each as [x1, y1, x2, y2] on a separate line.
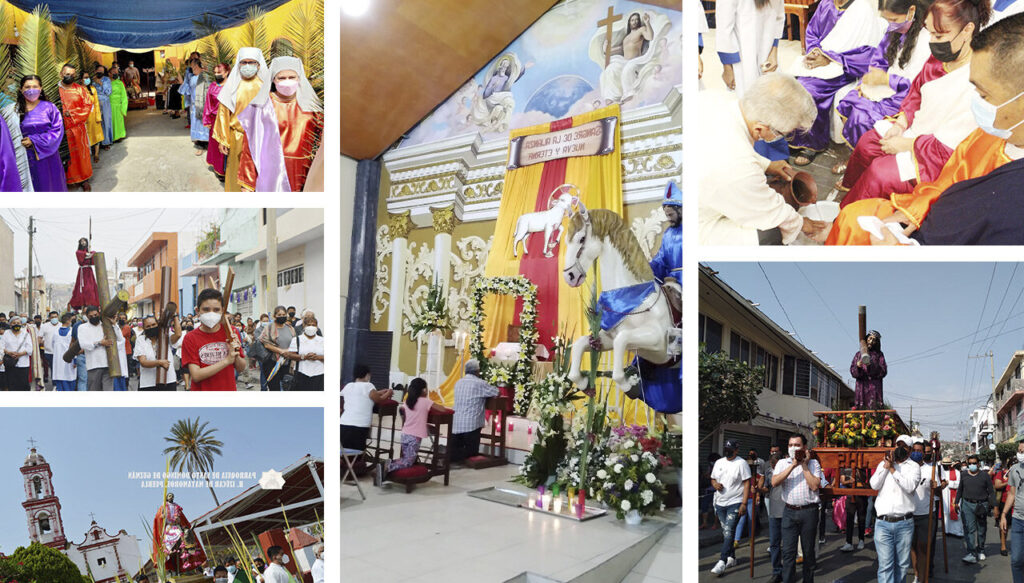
[450, 359, 499, 463]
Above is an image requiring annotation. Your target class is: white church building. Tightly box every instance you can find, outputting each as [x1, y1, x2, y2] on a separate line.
[20, 446, 143, 583]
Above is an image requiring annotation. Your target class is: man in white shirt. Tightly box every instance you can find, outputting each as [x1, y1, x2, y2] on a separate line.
[311, 543, 324, 583]
[287, 316, 325, 390]
[262, 545, 292, 583]
[870, 434, 921, 583]
[709, 438, 750, 576]
[39, 310, 58, 384]
[77, 305, 124, 391]
[772, 433, 824, 583]
[697, 73, 826, 245]
[911, 438, 946, 583]
[135, 315, 182, 391]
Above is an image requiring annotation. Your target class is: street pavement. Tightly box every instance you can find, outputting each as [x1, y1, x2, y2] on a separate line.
[698, 520, 1012, 582]
[30, 364, 262, 391]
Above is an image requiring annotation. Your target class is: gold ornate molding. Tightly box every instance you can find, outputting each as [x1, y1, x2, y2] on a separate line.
[431, 205, 459, 234]
[387, 211, 414, 240]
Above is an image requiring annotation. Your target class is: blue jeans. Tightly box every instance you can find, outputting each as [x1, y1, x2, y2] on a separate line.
[734, 498, 756, 542]
[259, 366, 269, 390]
[866, 496, 876, 529]
[715, 503, 741, 562]
[782, 505, 818, 583]
[961, 500, 987, 558]
[875, 517, 913, 583]
[769, 515, 783, 576]
[75, 354, 87, 391]
[1011, 517, 1024, 583]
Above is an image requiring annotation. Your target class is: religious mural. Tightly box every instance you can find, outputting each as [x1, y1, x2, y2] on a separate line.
[400, 0, 681, 147]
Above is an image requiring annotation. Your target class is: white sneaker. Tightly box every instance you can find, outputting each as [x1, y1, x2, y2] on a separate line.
[962, 554, 978, 564]
[857, 539, 865, 550]
[711, 560, 726, 575]
[979, 552, 986, 561]
[725, 557, 736, 569]
[840, 543, 854, 552]
[913, 577, 920, 583]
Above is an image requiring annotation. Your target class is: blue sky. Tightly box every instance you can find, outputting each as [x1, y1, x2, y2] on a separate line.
[0, 408, 323, 555]
[707, 263, 1024, 441]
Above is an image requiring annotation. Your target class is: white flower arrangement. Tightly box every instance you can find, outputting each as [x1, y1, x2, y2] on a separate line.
[596, 425, 668, 521]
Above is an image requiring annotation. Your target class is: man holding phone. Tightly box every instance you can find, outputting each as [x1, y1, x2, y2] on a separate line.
[772, 433, 824, 583]
[870, 434, 921, 583]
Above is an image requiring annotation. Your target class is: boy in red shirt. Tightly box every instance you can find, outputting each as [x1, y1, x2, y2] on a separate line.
[180, 288, 246, 390]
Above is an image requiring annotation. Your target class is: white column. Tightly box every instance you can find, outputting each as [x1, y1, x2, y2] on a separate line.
[428, 205, 459, 389]
[387, 212, 413, 382]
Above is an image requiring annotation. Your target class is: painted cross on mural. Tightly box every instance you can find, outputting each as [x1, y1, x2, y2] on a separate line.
[597, 6, 622, 67]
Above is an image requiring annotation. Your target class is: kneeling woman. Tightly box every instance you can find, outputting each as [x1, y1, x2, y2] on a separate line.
[287, 315, 324, 390]
[18, 75, 67, 192]
[375, 377, 448, 486]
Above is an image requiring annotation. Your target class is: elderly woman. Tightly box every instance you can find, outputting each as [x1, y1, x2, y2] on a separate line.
[259, 305, 295, 391]
[286, 315, 324, 391]
[2, 316, 33, 390]
[698, 73, 826, 245]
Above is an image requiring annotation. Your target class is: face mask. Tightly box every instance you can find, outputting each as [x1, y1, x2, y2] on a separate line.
[275, 316, 288, 324]
[62, 75, 75, 85]
[88, 316, 101, 325]
[887, 15, 913, 34]
[227, 566, 237, 574]
[754, 134, 790, 161]
[12, 325, 21, 332]
[970, 89, 1024, 139]
[199, 312, 222, 329]
[275, 79, 299, 96]
[50, 318, 58, 325]
[788, 446, 800, 459]
[239, 63, 259, 79]
[1017, 453, 1024, 463]
[83, 77, 92, 86]
[112, 73, 120, 79]
[215, 579, 227, 583]
[144, 328, 160, 339]
[969, 463, 978, 472]
[215, 74, 225, 83]
[22, 88, 41, 102]
[910, 451, 924, 463]
[304, 326, 317, 337]
[924, 454, 933, 463]
[281, 555, 290, 565]
[929, 28, 965, 63]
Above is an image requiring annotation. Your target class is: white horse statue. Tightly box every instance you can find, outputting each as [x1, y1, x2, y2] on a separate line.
[512, 184, 579, 258]
[562, 203, 677, 391]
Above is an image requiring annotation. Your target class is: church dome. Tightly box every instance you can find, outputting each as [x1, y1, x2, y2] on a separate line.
[24, 448, 47, 466]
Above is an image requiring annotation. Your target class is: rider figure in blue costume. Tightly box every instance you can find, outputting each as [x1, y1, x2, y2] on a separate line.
[651, 181, 682, 283]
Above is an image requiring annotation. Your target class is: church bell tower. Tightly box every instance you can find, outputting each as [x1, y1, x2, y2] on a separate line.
[20, 442, 68, 550]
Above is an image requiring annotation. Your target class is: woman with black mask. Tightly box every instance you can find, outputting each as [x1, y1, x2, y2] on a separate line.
[2, 316, 33, 390]
[258, 305, 295, 391]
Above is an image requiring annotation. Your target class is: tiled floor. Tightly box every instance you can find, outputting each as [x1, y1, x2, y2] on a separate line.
[341, 465, 681, 583]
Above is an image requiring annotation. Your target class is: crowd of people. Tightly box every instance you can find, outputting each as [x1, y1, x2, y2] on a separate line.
[0, 296, 324, 392]
[194, 544, 323, 583]
[0, 45, 323, 193]
[697, 3, 1024, 245]
[340, 359, 501, 485]
[702, 434, 1024, 582]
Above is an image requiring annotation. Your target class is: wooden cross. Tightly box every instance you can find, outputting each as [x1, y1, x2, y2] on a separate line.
[597, 6, 622, 67]
[89, 512, 96, 522]
[27, 437, 37, 449]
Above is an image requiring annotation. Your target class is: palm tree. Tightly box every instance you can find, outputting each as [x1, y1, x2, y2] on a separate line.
[163, 417, 224, 506]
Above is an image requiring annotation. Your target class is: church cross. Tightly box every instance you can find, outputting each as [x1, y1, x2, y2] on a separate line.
[89, 512, 97, 522]
[597, 6, 622, 68]
[27, 437, 37, 449]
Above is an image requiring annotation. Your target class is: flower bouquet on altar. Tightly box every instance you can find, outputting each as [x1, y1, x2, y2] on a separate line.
[411, 281, 452, 338]
[814, 409, 902, 448]
[595, 425, 668, 522]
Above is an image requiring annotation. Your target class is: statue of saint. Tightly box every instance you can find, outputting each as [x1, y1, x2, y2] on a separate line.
[152, 492, 207, 574]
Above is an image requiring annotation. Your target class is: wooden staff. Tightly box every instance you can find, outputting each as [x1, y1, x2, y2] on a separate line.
[92, 251, 122, 378]
[924, 432, 939, 583]
[156, 266, 175, 385]
[749, 473, 759, 578]
[858, 306, 869, 365]
[220, 268, 237, 346]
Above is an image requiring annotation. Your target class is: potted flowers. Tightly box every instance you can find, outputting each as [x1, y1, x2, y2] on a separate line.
[595, 425, 667, 524]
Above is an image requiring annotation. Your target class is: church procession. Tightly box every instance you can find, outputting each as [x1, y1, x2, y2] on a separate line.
[340, 1, 681, 581]
[0, 0, 324, 193]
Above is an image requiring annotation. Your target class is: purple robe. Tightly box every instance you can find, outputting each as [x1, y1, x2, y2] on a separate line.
[789, 0, 878, 151]
[20, 101, 67, 192]
[0, 111, 21, 191]
[851, 350, 886, 409]
[836, 33, 916, 146]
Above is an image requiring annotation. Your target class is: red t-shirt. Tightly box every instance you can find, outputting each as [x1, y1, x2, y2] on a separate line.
[181, 325, 244, 391]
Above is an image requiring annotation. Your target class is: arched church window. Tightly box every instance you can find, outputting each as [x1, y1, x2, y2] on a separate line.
[38, 513, 51, 534]
[33, 476, 43, 498]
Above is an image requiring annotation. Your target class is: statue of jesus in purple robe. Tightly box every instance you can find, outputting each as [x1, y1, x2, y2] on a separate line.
[851, 330, 886, 409]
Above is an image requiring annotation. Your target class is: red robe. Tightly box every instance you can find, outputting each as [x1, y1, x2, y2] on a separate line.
[58, 84, 94, 185]
[237, 95, 322, 192]
[70, 249, 100, 309]
[152, 501, 207, 573]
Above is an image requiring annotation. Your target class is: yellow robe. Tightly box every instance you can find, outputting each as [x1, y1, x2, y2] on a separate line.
[212, 78, 263, 192]
[86, 85, 104, 146]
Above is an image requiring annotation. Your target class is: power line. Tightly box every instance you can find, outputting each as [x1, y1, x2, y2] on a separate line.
[794, 263, 855, 343]
[758, 262, 802, 344]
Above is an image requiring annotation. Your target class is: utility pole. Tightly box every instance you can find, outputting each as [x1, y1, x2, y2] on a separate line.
[27, 216, 35, 316]
[89, 215, 92, 245]
[266, 208, 278, 312]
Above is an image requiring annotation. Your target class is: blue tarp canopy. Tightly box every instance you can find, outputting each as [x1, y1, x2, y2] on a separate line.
[9, 0, 293, 49]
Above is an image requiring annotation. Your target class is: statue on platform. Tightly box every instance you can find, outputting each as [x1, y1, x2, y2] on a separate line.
[851, 330, 887, 410]
[152, 492, 207, 575]
[650, 181, 681, 316]
[512, 184, 578, 258]
[561, 197, 680, 413]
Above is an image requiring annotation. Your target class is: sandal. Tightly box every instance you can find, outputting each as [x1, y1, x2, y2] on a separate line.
[835, 179, 850, 193]
[793, 148, 817, 166]
[832, 161, 848, 175]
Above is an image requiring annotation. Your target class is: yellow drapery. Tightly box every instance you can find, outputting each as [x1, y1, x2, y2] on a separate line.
[431, 104, 656, 426]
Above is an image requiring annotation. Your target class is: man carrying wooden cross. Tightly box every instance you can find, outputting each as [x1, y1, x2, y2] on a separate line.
[77, 305, 128, 391]
[180, 288, 246, 391]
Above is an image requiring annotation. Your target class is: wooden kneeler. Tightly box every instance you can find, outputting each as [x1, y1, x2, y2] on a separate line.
[389, 408, 454, 493]
[465, 395, 510, 469]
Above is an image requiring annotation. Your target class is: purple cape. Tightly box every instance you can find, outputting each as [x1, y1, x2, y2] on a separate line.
[20, 101, 67, 192]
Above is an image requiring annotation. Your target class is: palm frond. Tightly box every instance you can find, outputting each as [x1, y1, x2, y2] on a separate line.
[0, 4, 13, 102]
[16, 6, 61, 110]
[53, 17, 78, 70]
[75, 39, 100, 78]
[282, 0, 324, 101]
[194, 14, 236, 83]
[238, 6, 270, 59]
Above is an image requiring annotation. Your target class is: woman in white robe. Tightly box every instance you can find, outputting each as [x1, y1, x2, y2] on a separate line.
[715, 0, 786, 97]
